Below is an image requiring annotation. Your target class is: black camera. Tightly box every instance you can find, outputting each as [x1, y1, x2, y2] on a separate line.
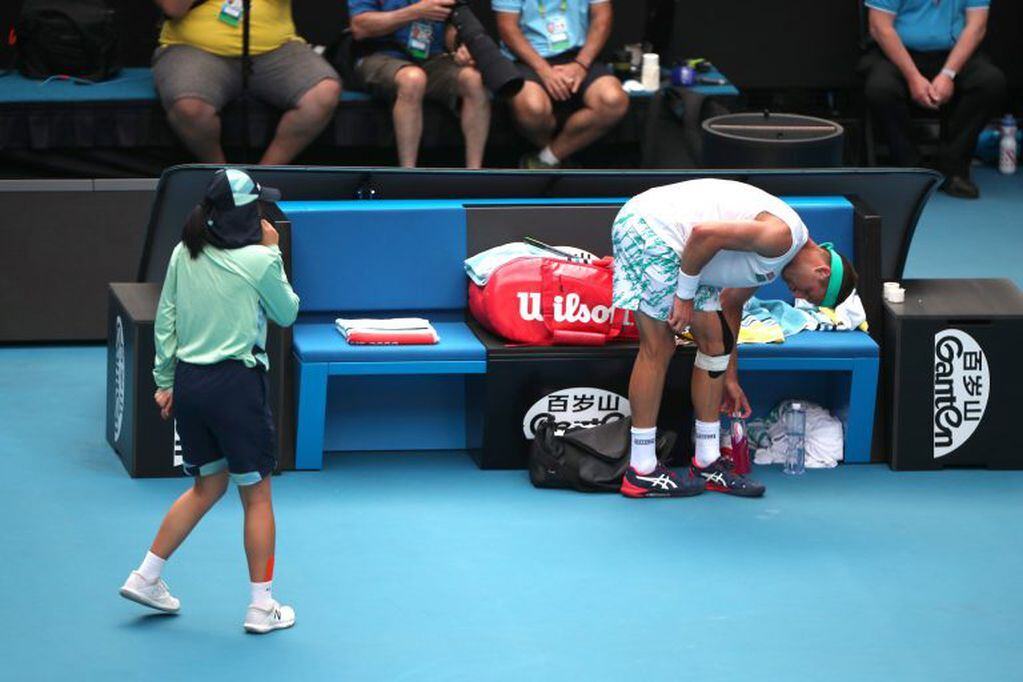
[449, 0, 523, 100]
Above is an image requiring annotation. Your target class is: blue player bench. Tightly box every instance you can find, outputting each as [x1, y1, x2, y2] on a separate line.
[282, 195, 879, 470]
[283, 200, 486, 470]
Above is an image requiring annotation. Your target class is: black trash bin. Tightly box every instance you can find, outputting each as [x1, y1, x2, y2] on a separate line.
[702, 112, 844, 168]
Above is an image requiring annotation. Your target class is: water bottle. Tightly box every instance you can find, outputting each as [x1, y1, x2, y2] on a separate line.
[999, 114, 1018, 175]
[783, 402, 806, 476]
[730, 414, 751, 475]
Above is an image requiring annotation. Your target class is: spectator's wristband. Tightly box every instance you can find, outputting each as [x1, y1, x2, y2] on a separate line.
[573, 59, 590, 70]
[676, 271, 700, 300]
[940, 67, 957, 81]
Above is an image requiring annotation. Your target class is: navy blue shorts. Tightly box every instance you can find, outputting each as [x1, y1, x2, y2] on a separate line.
[174, 360, 276, 486]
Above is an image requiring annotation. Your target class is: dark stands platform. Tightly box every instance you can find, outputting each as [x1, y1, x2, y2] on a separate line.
[2, 0, 1019, 176]
[0, 67, 655, 177]
[0, 0, 661, 177]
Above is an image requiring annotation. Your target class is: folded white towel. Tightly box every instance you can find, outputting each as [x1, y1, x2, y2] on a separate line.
[334, 318, 439, 345]
[335, 317, 435, 332]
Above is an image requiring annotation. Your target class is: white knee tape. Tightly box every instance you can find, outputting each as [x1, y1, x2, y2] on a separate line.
[694, 351, 730, 373]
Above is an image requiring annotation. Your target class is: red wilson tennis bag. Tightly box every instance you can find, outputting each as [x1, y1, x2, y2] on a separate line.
[469, 256, 639, 345]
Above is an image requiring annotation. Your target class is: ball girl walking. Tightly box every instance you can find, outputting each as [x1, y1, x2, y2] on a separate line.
[119, 169, 300, 634]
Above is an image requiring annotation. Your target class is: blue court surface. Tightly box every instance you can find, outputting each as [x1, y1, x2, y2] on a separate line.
[2, 167, 1022, 681]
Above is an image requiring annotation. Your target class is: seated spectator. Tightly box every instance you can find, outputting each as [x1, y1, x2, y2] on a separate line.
[153, 0, 341, 164]
[861, 0, 1005, 199]
[349, 0, 491, 169]
[494, 0, 628, 169]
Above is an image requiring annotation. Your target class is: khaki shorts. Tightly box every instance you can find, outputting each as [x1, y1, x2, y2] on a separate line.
[152, 40, 339, 112]
[355, 52, 465, 111]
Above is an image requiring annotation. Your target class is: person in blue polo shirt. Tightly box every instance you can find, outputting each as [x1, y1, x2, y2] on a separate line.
[349, 0, 491, 168]
[494, 0, 628, 169]
[861, 0, 1005, 199]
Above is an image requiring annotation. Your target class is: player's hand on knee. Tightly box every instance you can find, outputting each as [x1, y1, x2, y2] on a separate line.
[667, 296, 693, 336]
[721, 379, 751, 418]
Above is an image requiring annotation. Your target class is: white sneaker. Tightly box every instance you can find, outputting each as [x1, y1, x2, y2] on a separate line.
[119, 571, 180, 613]
[244, 600, 296, 634]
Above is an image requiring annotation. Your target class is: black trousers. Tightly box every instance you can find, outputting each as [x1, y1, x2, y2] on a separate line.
[860, 47, 1005, 176]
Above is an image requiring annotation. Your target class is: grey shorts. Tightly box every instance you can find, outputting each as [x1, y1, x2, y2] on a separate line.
[152, 40, 340, 112]
[355, 52, 465, 111]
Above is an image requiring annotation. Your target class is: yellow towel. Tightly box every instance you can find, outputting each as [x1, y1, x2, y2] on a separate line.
[675, 315, 785, 346]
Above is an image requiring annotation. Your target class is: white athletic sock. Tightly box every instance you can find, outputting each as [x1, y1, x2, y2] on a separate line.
[251, 581, 273, 608]
[137, 551, 166, 583]
[630, 426, 658, 474]
[694, 420, 721, 468]
[538, 146, 560, 167]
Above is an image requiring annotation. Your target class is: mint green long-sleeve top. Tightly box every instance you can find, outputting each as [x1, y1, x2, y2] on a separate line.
[153, 242, 301, 389]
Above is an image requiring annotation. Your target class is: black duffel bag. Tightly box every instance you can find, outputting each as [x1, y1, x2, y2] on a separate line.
[15, 0, 121, 82]
[530, 417, 677, 493]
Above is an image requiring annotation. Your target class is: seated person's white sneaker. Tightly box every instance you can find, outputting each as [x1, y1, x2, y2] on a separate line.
[119, 571, 181, 613]
[244, 600, 296, 634]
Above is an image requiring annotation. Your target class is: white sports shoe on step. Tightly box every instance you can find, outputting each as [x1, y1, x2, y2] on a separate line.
[244, 600, 296, 634]
[119, 571, 180, 613]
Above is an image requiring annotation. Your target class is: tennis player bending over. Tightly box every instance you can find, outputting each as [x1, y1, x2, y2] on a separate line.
[611, 179, 857, 498]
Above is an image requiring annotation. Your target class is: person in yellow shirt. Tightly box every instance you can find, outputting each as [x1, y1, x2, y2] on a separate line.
[153, 0, 342, 164]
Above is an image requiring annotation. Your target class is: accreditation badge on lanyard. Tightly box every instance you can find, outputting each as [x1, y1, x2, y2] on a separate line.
[407, 21, 434, 60]
[218, 0, 244, 27]
[540, 0, 571, 53]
